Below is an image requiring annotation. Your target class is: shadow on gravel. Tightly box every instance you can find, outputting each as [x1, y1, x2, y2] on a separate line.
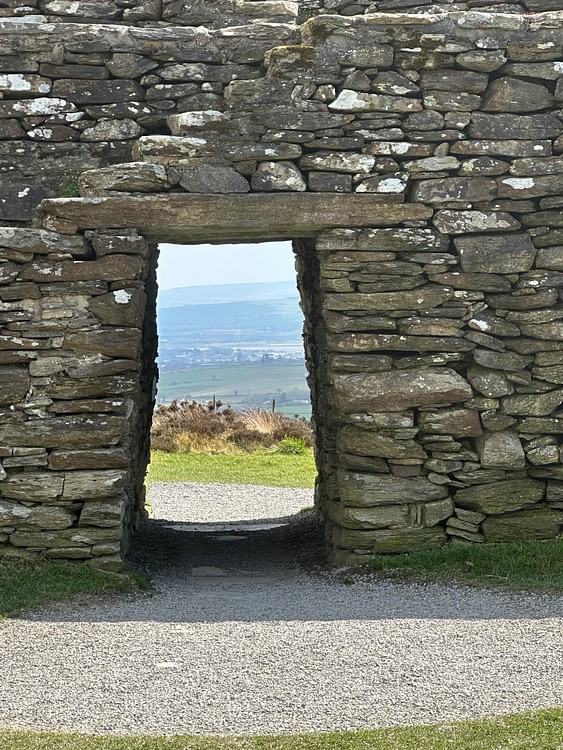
[25, 511, 562, 625]
[127, 510, 328, 577]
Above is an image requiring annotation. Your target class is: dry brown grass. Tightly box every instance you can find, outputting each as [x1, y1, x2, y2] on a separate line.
[240, 410, 286, 434]
[151, 400, 313, 454]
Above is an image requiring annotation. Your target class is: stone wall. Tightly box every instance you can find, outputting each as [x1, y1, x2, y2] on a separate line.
[1, 5, 563, 567]
[0, 227, 155, 568]
[2, 0, 560, 26]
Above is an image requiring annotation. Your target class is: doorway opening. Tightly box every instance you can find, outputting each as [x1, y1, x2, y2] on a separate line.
[135, 240, 323, 577]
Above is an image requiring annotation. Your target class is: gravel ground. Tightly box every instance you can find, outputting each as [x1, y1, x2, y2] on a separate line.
[148, 481, 313, 523]
[0, 482, 561, 736]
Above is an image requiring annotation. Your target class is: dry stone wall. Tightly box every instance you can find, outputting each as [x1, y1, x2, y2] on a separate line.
[0, 5, 563, 568]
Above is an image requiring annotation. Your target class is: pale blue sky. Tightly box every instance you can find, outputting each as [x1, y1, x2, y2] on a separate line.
[157, 242, 295, 290]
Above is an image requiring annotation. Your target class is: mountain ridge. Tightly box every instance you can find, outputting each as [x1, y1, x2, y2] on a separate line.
[157, 280, 299, 308]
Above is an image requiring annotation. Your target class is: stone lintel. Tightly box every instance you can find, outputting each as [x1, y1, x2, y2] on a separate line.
[37, 195, 433, 244]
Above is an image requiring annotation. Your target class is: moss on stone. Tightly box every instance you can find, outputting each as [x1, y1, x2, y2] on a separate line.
[300, 15, 345, 45]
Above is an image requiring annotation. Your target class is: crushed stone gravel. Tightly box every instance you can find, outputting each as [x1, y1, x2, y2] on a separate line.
[148, 481, 313, 523]
[0, 482, 561, 736]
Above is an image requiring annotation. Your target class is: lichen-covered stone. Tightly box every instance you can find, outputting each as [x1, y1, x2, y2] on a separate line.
[467, 366, 514, 398]
[371, 528, 448, 554]
[325, 500, 408, 530]
[251, 161, 306, 192]
[337, 424, 426, 460]
[473, 350, 533, 372]
[470, 113, 561, 140]
[0, 416, 128, 449]
[455, 479, 545, 515]
[481, 77, 553, 113]
[482, 509, 563, 543]
[502, 391, 563, 417]
[454, 233, 536, 273]
[79, 497, 125, 527]
[413, 177, 496, 204]
[329, 90, 422, 114]
[338, 472, 449, 508]
[434, 210, 521, 234]
[0, 366, 29, 406]
[21, 255, 144, 284]
[48, 448, 128, 470]
[51, 79, 144, 105]
[0, 500, 74, 530]
[79, 163, 173, 195]
[0, 228, 89, 257]
[179, 165, 250, 193]
[0, 472, 64, 501]
[88, 287, 146, 327]
[418, 408, 482, 438]
[477, 431, 525, 469]
[299, 151, 375, 175]
[333, 368, 472, 413]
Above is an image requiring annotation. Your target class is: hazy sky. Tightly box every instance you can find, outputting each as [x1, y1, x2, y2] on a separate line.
[157, 242, 295, 290]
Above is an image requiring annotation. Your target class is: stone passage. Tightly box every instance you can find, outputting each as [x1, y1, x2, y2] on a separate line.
[1, 3, 563, 569]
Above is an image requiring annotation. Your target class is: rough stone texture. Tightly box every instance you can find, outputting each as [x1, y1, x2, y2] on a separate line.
[455, 480, 545, 515]
[482, 509, 563, 543]
[338, 473, 449, 508]
[333, 369, 472, 413]
[477, 431, 526, 469]
[455, 234, 536, 274]
[0, 5, 562, 566]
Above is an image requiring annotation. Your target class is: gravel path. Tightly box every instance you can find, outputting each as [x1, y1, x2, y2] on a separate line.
[148, 481, 313, 523]
[0, 482, 561, 736]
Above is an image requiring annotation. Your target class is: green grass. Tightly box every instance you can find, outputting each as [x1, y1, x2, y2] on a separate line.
[370, 538, 563, 593]
[1, 709, 562, 749]
[148, 450, 316, 488]
[0, 559, 146, 618]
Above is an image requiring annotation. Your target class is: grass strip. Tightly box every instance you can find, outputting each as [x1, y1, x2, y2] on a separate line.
[1, 709, 562, 750]
[0, 559, 146, 618]
[370, 538, 563, 593]
[148, 450, 317, 488]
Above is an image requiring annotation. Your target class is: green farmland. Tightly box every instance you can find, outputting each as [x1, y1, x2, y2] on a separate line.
[157, 360, 311, 416]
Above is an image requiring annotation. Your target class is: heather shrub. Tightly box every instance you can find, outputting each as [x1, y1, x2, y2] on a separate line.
[151, 400, 233, 452]
[272, 417, 314, 446]
[151, 400, 313, 454]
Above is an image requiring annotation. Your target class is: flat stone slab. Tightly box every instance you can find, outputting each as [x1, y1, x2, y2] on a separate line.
[37, 195, 433, 243]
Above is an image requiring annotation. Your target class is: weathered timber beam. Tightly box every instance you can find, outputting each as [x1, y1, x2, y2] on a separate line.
[37, 194, 433, 244]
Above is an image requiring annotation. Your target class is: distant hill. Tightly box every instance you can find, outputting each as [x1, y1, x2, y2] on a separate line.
[157, 298, 304, 347]
[157, 281, 306, 368]
[157, 280, 299, 308]
[155, 281, 309, 413]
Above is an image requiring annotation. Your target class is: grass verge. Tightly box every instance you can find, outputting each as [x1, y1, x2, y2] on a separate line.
[0, 559, 147, 618]
[370, 538, 563, 594]
[0, 709, 562, 749]
[148, 450, 317, 488]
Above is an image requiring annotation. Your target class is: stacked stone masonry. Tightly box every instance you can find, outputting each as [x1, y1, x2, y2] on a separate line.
[1, 3, 563, 568]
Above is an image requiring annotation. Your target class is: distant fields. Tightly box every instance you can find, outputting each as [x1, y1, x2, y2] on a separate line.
[157, 360, 311, 416]
[157, 297, 303, 350]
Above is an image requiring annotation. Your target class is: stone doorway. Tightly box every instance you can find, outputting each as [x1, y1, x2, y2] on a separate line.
[25, 191, 409, 568]
[18, 190, 427, 569]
